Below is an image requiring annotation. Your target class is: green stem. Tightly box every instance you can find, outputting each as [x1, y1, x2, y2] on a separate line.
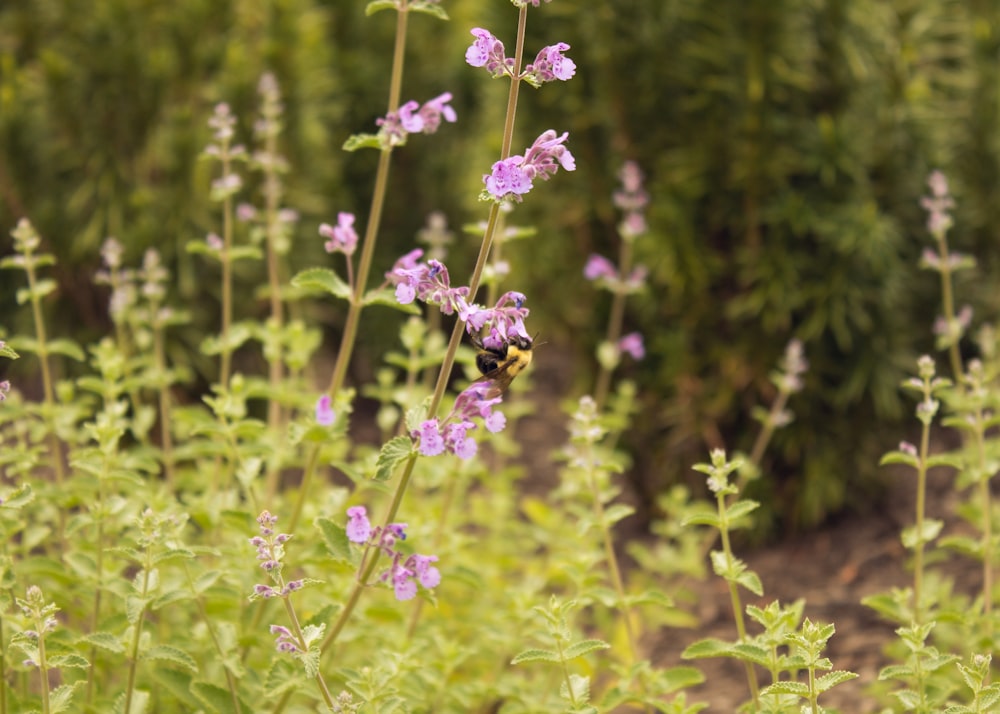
[282, 598, 336, 709]
[153, 322, 175, 484]
[936, 236, 963, 382]
[122, 553, 152, 714]
[220, 151, 234, 388]
[913, 403, 932, 624]
[717, 492, 760, 707]
[593, 236, 633, 411]
[322, 0, 530, 656]
[289, 6, 410, 528]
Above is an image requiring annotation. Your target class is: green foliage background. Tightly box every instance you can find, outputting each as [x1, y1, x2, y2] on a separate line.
[2, 0, 998, 526]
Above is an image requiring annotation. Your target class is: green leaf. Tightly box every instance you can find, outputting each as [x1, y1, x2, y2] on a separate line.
[291, 268, 351, 300]
[815, 670, 859, 692]
[879, 663, 916, 681]
[880, 450, 919, 467]
[682, 512, 720, 528]
[374, 435, 414, 481]
[343, 133, 383, 151]
[735, 569, 763, 596]
[315, 516, 352, 562]
[144, 644, 198, 672]
[50, 682, 85, 714]
[47, 338, 86, 361]
[725, 499, 759, 521]
[563, 639, 611, 660]
[49, 653, 90, 669]
[681, 638, 733, 659]
[731, 642, 770, 667]
[81, 631, 125, 653]
[364, 0, 396, 15]
[511, 648, 561, 664]
[191, 680, 238, 713]
[602, 503, 635, 526]
[2, 483, 34, 509]
[760, 681, 809, 697]
[411, 1, 449, 20]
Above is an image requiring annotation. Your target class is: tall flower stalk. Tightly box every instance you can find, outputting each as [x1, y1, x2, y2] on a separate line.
[321, 0, 577, 652]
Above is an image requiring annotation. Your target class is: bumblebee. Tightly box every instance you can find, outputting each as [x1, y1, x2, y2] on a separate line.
[471, 333, 534, 398]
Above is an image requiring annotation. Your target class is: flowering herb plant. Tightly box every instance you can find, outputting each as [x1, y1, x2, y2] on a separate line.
[1, 2, 999, 713]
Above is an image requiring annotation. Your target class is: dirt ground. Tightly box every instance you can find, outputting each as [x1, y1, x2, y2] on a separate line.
[648, 464, 975, 713]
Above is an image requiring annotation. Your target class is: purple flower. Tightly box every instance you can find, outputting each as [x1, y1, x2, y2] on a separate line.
[315, 394, 335, 426]
[320, 212, 359, 255]
[444, 421, 478, 459]
[418, 93, 457, 133]
[392, 564, 418, 601]
[346, 506, 372, 544]
[485, 156, 533, 200]
[618, 332, 645, 361]
[375, 94, 457, 147]
[0, 381, 9, 403]
[613, 161, 649, 238]
[584, 254, 617, 281]
[270, 624, 300, 653]
[415, 419, 446, 456]
[525, 42, 576, 84]
[466, 28, 512, 77]
[920, 170, 955, 238]
[411, 554, 441, 589]
[385, 253, 470, 314]
[485, 131, 575, 201]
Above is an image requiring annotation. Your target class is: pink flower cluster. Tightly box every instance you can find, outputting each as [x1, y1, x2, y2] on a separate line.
[345, 506, 441, 601]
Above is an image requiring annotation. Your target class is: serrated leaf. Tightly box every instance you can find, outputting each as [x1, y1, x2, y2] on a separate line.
[115, 687, 150, 714]
[411, 1, 449, 20]
[50, 681, 85, 713]
[144, 644, 198, 672]
[815, 670, 859, 692]
[725, 499, 759, 520]
[2, 483, 34, 508]
[191, 680, 237, 713]
[81, 631, 126, 653]
[563, 639, 611, 660]
[878, 663, 915, 680]
[659, 665, 705, 691]
[761, 681, 809, 697]
[682, 513, 720, 528]
[681, 638, 733, 659]
[926, 453, 963, 469]
[735, 569, 763, 596]
[731, 642, 770, 667]
[47, 338, 85, 361]
[599, 503, 633, 526]
[365, 0, 396, 15]
[291, 268, 351, 300]
[880, 451, 919, 467]
[49, 653, 90, 669]
[343, 133, 383, 151]
[511, 647, 561, 664]
[374, 435, 414, 481]
[315, 517, 352, 562]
